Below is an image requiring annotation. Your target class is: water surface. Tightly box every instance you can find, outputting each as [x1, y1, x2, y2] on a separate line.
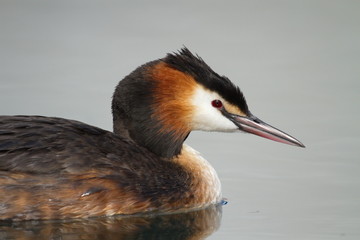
[0, 1, 359, 239]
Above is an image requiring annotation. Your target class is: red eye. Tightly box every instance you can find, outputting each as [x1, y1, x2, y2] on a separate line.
[211, 99, 223, 108]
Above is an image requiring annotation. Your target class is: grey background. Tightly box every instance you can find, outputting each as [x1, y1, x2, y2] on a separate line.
[1, 1, 359, 239]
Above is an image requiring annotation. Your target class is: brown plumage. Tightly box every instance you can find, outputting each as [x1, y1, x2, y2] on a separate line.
[0, 48, 304, 220]
[0, 116, 203, 220]
[150, 62, 196, 139]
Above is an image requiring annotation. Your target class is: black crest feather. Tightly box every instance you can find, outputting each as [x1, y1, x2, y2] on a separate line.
[163, 47, 249, 114]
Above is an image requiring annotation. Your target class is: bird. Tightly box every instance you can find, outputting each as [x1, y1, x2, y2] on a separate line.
[0, 48, 304, 221]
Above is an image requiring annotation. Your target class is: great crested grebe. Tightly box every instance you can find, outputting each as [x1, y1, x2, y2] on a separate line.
[0, 48, 304, 220]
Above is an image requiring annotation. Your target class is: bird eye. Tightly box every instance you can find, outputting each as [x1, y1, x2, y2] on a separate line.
[211, 99, 223, 108]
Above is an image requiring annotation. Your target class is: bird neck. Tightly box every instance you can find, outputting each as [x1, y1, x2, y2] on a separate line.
[112, 105, 190, 159]
[111, 60, 194, 159]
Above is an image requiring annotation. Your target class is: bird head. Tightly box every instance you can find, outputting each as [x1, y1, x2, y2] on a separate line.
[112, 48, 304, 158]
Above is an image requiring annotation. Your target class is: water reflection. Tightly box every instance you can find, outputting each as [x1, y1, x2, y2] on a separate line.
[0, 204, 222, 240]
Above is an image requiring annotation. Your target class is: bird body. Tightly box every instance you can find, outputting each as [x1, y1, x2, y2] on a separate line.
[0, 48, 303, 220]
[0, 116, 220, 220]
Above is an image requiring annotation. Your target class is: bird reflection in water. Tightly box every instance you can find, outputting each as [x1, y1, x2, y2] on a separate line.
[0, 204, 222, 240]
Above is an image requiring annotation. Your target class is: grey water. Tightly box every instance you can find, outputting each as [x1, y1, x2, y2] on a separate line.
[1, 1, 359, 239]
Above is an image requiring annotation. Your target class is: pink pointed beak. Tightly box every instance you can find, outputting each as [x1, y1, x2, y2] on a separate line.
[228, 113, 305, 147]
